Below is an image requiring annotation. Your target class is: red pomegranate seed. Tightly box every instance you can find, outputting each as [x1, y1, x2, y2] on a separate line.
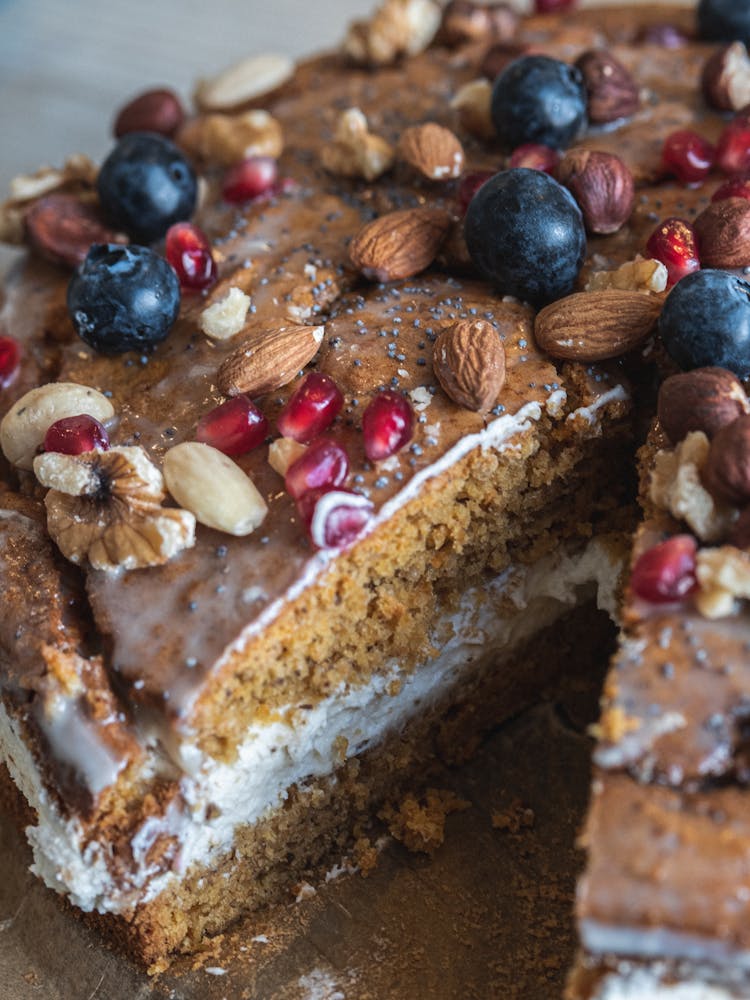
[362, 390, 414, 462]
[285, 437, 349, 500]
[0, 335, 21, 389]
[715, 123, 750, 175]
[43, 414, 110, 455]
[509, 143, 560, 173]
[712, 174, 750, 202]
[645, 217, 701, 287]
[196, 396, 268, 456]
[165, 222, 217, 292]
[662, 130, 715, 185]
[297, 487, 374, 550]
[631, 534, 698, 604]
[222, 157, 278, 204]
[457, 171, 496, 215]
[534, 0, 576, 11]
[277, 373, 344, 443]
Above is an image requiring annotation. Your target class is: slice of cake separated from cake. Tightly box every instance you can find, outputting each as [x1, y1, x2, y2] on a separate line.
[0, 0, 745, 975]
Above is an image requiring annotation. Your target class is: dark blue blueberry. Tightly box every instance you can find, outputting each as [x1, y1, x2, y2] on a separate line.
[697, 0, 750, 45]
[658, 270, 750, 377]
[97, 132, 197, 244]
[491, 55, 587, 151]
[464, 168, 586, 307]
[67, 243, 180, 354]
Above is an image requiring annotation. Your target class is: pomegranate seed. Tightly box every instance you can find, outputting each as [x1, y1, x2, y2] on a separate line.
[631, 534, 698, 604]
[715, 123, 750, 175]
[509, 143, 559, 173]
[196, 396, 268, 456]
[277, 373, 344, 443]
[0, 335, 21, 389]
[534, 0, 576, 11]
[662, 130, 715, 185]
[645, 217, 700, 287]
[457, 171, 496, 216]
[165, 222, 217, 292]
[362, 390, 414, 462]
[712, 175, 750, 202]
[297, 487, 374, 550]
[222, 157, 278, 204]
[43, 414, 110, 455]
[285, 437, 349, 500]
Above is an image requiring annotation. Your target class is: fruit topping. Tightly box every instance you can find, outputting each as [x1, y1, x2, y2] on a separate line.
[631, 535, 698, 604]
[698, 0, 750, 46]
[661, 129, 715, 185]
[712, 174, 750, 201]
[67, 243, 181, 354]
[716, 122, 750, 174]
[508, 143, 559, 173]
[645, 217, 700, 287]
[277, 373, 344, 443]
[297, 487, 374, 550]
[362, 390, 414, 462]
[658, 269, 750, 376]
[534, 0, 576, 12]
[491, 55, 587, 151]
[285, 437, 349, 501]
[25, 193, 122, 268]
[0, 336, 21, 390]
[464, 168, 585, 306]
[222, 156, 278, 204]
[113, 88, 185, 138]
[97, 132, 197, 244]
[165, 222, 217, 292]
[196, 396, 268, 456]
[43, 414, 110, 455]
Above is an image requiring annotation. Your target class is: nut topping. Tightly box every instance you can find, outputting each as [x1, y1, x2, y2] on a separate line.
[433, 319, 506, 413]
[657, 367, 750, 445]
[398, 123, 465, 181]
[450, 79, 495, 140]
[533, 290, 661, 362]
[1, 154, 98, 245]
[693, 198, 750, 269]
[586, 255, 667, 293]
[25, 193, 122, 268]
[200, 286, 252, 341]
[440, 1, 519, 46]
[33, 446, 196, 571]
[574, 49, 640, 124]
[704, 415, 750, 506]
[695, 545, 750, 618]
[320, 108, 395, 182]
[178, 110, 283, 167]
[217, 324, 325, 397]
[555, 148, 635, 235]
[343, 0, 441, 67]
[349, 206, 453, 282]
[701, 42, 750, 112]
[194, 53, 294, 112]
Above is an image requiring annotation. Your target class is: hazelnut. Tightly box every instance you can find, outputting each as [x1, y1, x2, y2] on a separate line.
[574, 49, 640, 124]
[693, 198, 750, 269]
[113, 88, 185, 138]
[440, 1, 519, 46]
[701, 42, 750, 112]
[657, 367, 750, 445]
[555, 148, 634, 234]
[704, 415, 750, 506]
[480, 41, 528, 81]
[729, 506, 750, 548]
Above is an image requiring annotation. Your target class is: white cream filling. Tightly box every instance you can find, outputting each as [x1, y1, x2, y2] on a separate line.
[0, 536, 620, 914]
[588, 964, 741, 1000]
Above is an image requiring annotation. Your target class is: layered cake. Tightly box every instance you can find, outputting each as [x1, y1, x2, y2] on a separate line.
[2, 0, 750, 988]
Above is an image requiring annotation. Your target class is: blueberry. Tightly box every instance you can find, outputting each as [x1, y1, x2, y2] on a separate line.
[697, 0, 750, 45]
[97, 132, 197, 244]
[67, 244, 180, 354]
[491, 55, 587, 151]
[658, 270, 750, 377]
[464, 168, 586, 307]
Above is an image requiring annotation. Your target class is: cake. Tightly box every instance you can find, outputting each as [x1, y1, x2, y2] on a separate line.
[1, 0, 749, 990]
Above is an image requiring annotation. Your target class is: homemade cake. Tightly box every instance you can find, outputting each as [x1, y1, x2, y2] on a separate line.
[1, 0, 749, 988]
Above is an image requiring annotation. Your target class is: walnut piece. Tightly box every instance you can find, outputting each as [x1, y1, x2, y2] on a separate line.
[177, 109, 283, 167]
[0, 154, 98, 245]
[320, 108, 395, 182]
[649, 431, 736, 543]
[586, 255, 668, 293]
[200, 286, 251, 340]
[695, 545, 750, 618]
[33, 446, 196, 572]
[344, 0, 441, 67]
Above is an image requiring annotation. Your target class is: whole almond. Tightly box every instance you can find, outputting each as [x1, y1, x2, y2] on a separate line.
[575, 49, 640, 124]
[693, 198, 750, 268]
[433, 319, 506, 412]
[114, 88, 185, 137]
[534, 290, 662, 362]
[350, 206, 453, 282]
[217, 324, 324, 397]
[658, 367, 750, 445]
[556, 149, 634, 235]
[398, 123, 465, 181]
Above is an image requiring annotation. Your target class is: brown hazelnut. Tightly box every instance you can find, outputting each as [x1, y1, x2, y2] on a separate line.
[480, 41, 528, 81]
[693, 198, 750, 269]
[555, 149, 634, 235]
[113, 88, 185, 138]
[658, 368, 750, 445]
[440, 1, 519, 46]
[701, 42, 750, 112]
[574, 49, 640, 124]
[704, 415, 750, 506]
[729, 506, 750, 548]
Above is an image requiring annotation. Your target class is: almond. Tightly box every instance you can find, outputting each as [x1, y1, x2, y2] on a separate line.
[693, 198, 750, 269]
[433, 319, 506, 412]
[533, 290, 662, 362]
[194, 53, 294, 112]
[350, 206, 453, 282]
[398, 123, 465, 180]
[217, 324, 324, 397]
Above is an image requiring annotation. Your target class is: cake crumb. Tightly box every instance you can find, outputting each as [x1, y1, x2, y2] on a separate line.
[352, 836, 380, 876]
[380, 787, 470, 854]
[294, 881, 317, 902]
[491, 799, 535, 834]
